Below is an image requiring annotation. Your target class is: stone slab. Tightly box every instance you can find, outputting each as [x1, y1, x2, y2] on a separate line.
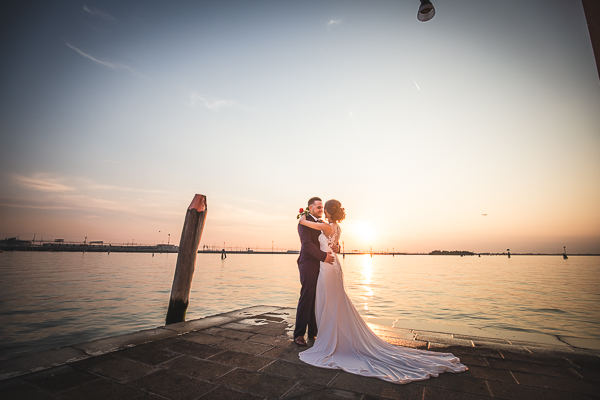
[414, 373, 492, 397]
[59, 377, 145, 400]
[200, 327, 254, 340]
[214, 368, 296, 398]
[129, 369, 217, 400]
[391, 319, 571, 347]
[487, 379, 593, 400]
[215, 338, 273, 355]
[283, 382, 363, 399]
[486, 358, 577, 378]
[262, 359, 340, 386]
[415, 334, 474, 347]
[162, 355, 234, 381]
[207, 350, 274, 371]
[0, 347, 89, 380]
[329, 370, 425, 399]
[22, 365, 99, 393]
[163, 315, 235, 334]
[217, 305, 284, 319]
[151, 337, 225, 359]
[512, 371, 600, 396]
[198, 385, 265, 399]
[0, 379, 58, 400]
[72, 327, 179, 356]
[247, 333, 289, 347]
[115, 342, 181, 365]
[179, 332, 225, 345]
[71, 353, 156, 382]
[559, 336, 600, 351]
[422, 386, 492, 400]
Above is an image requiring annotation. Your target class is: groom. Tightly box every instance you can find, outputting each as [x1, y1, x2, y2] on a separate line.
[294, 197, 337, 346]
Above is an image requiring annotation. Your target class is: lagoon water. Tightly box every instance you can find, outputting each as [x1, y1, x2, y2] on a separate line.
[1, 252, 599, 361]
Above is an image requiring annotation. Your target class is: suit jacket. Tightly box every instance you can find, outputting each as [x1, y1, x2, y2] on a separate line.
[297, 214, 327, 269]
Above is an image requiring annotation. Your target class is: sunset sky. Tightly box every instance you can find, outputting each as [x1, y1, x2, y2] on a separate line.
[1, 0, 599, 253]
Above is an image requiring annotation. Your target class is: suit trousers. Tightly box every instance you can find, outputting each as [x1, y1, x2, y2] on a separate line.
[293, 264, 319, 338]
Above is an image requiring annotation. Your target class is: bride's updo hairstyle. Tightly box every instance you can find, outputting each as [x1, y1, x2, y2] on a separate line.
[325, 199, 345, 223]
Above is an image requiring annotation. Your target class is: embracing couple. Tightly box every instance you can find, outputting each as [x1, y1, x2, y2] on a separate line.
[293, 197, 467, 384]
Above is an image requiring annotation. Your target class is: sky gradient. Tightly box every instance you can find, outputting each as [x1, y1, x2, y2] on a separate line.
[1, 0, 599, 253]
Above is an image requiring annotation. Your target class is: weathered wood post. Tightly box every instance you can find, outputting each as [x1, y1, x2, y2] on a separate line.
[166, 194, 207, 324]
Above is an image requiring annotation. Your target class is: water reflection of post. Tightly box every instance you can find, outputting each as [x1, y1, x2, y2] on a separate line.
[342, 241, 345, 259]
[563, 246, 568, 260]
[507, 248, 511, 258]
[166, 194, 207, 324]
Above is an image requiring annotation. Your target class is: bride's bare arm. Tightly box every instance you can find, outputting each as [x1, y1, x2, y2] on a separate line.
[299, 216, 332, 236]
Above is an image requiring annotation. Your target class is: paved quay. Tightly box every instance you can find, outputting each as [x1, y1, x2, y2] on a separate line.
[1, 305, 599, 400]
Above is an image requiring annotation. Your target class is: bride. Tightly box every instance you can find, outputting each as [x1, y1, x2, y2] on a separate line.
[297, 199, 467, 384]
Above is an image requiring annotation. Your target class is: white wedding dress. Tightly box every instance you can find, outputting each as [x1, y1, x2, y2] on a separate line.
[299, 224, 467, 384]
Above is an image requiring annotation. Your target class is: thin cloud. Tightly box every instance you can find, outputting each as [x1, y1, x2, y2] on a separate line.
[327, 19, 341, 27]
[12, 174, 75, 192]
[83, 5, 116, 23]
[65, 43, 144, 78]
[189, 93, 235, 111]
[0, 202, 73, 210]
[85, 182, 171, 195]
[413, 79, 421, 91]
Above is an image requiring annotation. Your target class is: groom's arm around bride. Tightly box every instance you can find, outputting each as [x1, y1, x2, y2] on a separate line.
[298, 213, 334, 264]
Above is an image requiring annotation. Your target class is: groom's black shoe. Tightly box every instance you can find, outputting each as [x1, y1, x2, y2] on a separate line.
[294, 337, 307, 346]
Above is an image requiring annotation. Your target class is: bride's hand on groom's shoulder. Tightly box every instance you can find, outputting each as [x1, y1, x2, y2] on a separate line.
[299, 215, 306, 222]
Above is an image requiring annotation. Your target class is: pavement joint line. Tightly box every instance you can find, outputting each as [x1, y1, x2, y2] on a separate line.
[484, 379, 494, 397]
[256, 358, 277, 372]
[257, 346, 276, 356]
[326, 371, 341, 387]
[568, 367, 585, 379]
[198, 385, 221, 399]
[563, 357, 578, 368]
[509, 370, 519, 384]
[278, 380, 300, 399]
[213, 366, 237, 382]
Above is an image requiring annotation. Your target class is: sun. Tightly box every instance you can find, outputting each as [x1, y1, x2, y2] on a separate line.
[354, 221, 375, 244]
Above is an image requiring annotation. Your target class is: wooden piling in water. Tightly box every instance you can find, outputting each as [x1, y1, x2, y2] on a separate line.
[166, 194, 207, 324]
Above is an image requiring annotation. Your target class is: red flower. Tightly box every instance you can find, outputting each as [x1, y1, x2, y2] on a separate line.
[297, 207, 310, 219]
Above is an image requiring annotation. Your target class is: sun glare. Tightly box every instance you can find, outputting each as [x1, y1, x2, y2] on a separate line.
[354, 221, 375, 244]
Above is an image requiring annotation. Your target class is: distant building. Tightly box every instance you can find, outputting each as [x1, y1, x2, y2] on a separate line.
[0, 237, 32, 247]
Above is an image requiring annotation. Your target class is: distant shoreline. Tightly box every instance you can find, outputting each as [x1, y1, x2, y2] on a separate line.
[0, 245, 598, 256]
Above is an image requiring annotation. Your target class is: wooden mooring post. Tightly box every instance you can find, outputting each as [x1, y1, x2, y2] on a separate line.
[166, 194, 207, 324]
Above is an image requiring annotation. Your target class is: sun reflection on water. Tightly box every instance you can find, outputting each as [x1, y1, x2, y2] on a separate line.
[360, 254, 374, 311]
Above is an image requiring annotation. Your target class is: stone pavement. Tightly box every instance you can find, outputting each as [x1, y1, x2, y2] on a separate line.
[1, 305, 599, 399]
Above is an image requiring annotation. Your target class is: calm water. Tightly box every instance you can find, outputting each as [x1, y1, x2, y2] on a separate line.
[1, 252, 599, 361]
